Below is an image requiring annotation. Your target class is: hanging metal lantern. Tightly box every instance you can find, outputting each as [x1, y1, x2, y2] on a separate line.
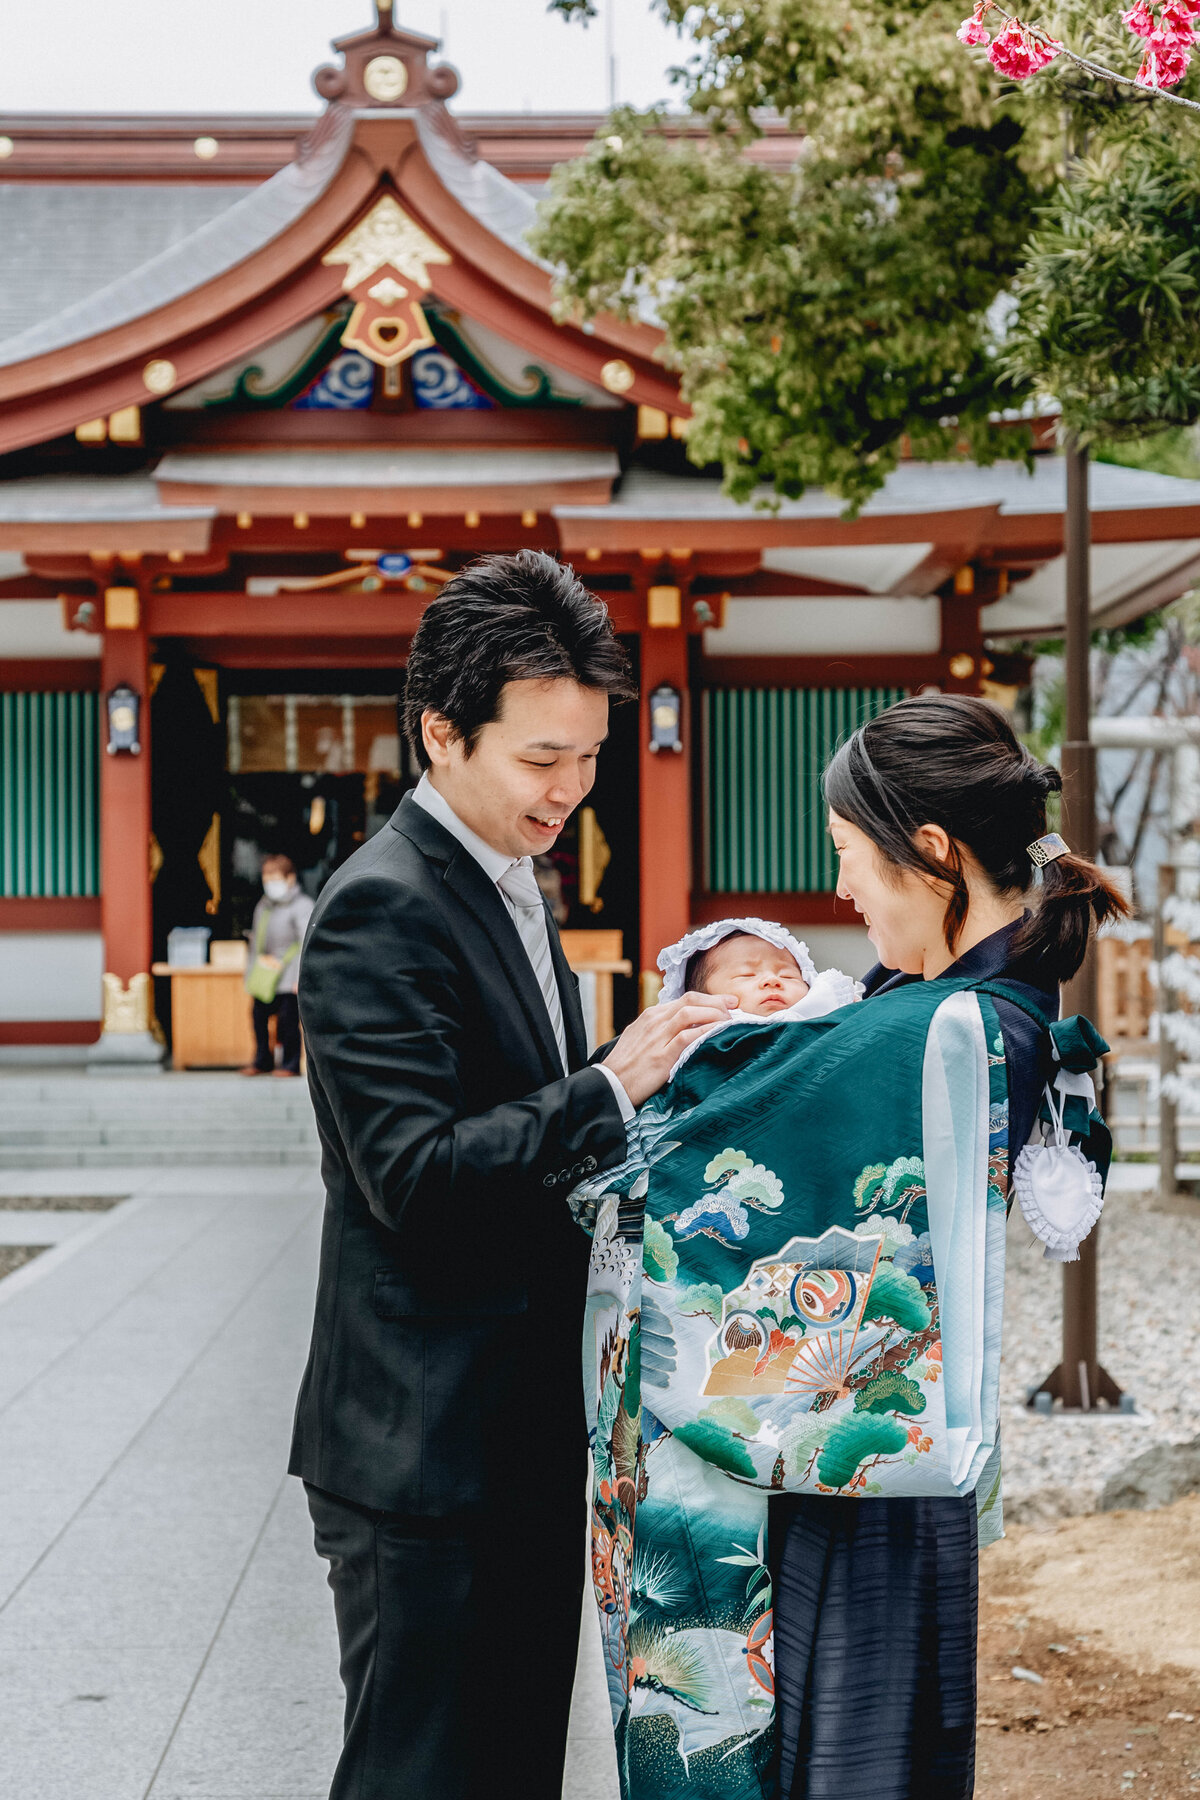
[648, 684, 683, 755]
[105, 683, 142, 755]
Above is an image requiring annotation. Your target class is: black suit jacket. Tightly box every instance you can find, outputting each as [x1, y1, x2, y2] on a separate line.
[289, 794, 628, 1514]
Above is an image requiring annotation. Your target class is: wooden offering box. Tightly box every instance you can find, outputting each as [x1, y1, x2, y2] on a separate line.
[152, 951, 254, 1070]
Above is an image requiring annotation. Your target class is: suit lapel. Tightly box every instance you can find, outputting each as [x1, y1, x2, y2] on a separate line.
[393, 794, 576, 1081]
[440, 848, 567, 1083]
[545, 909, 588, 1071]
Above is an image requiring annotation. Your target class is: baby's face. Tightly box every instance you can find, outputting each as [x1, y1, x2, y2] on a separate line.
[701, 934, 810, 1017]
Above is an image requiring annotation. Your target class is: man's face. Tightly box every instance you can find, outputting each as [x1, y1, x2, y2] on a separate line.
[423, 678, 609, 860]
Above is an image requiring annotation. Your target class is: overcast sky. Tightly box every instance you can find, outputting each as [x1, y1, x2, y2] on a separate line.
[0, 0, 693, 115]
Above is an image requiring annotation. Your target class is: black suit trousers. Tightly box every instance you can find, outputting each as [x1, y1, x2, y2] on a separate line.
[307, 1460, 585, 1800]
[292, 798, 627, 1797]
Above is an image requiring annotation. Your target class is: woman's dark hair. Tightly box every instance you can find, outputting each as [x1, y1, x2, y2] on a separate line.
[823, 693, 1128, 984]
[402, 551, 635, 769]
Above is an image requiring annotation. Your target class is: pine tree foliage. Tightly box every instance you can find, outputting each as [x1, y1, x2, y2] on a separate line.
[539, 0, 1200, 507]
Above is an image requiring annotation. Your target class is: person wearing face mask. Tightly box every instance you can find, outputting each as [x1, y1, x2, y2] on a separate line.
[242, 853, 314, 1077]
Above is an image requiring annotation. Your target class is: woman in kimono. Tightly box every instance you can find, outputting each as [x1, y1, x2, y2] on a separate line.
[574, 693, 1124, 1800]
[769, 692, 1124, 1800]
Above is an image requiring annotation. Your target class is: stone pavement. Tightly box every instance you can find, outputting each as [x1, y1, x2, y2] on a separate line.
[0, 1162, 619, 1800]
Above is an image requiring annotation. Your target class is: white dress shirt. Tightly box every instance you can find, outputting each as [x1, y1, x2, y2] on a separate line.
[411, 775, 634, 1123]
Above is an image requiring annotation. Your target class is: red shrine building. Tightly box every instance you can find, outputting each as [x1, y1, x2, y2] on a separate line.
[5, 2, 1200, 1065]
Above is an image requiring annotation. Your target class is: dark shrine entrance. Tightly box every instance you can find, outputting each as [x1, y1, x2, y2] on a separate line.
[149, 640, 640, 1048]
[221, 669, 408, 938]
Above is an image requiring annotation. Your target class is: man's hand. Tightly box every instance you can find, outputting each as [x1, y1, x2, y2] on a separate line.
[604, 992, 738, 1108]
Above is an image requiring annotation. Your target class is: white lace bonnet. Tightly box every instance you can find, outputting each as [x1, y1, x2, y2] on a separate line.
[656, 917, 819, 1002]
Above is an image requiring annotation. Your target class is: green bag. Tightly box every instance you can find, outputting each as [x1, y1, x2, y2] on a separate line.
[246, 910, 299, 1004]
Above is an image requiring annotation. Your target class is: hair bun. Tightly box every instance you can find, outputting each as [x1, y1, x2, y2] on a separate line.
[1029, 762, 1062, 796]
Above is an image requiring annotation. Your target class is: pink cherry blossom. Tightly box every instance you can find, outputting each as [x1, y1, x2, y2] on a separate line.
[1137, 27, 1192, 80]
[957, 2, 992, 44]
[1122, 0, 1156, 35]
[1157, 0, 1198, 41]
[987, 17, 1061, 77]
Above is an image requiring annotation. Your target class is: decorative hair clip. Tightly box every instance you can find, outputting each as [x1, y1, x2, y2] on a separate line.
[1027, 832, 1070, 867]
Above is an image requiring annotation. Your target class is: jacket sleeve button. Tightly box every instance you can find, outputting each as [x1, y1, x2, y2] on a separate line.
[543, 1174, 557, 1190]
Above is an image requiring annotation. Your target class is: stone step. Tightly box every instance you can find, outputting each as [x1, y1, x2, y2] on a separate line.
[0, 1104, 317, 1127]
[0, 1146, 320, 1168]
[0, 1128, 318, 1149]
[0, 1071, 322, 1168]
[0, 1082, 309, 1100]
[0, 1077, 307, 1097]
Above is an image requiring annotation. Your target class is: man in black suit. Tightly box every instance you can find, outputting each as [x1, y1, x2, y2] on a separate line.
[292, 552, 734, 1800]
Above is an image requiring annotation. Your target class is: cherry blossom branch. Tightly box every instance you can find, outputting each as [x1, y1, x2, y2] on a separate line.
[958, 0, 1200, 111]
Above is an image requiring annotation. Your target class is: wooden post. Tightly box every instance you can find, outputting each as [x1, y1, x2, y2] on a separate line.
[638, 620, 691, 1009]
[1156, 863, 1180, 1208]
[1033, 442, 1121, 1408]
[88, 609, 162, 1070]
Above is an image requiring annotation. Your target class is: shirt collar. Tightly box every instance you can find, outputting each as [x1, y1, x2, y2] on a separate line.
[410, 773, 519, 887]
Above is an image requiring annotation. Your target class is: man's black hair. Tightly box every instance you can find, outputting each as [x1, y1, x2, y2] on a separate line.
[402, 550, 635, 769]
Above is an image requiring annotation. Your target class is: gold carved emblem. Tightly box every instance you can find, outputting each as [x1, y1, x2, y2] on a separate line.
[600, 359, 635, 395]
[322, 195, 451, 370]
[101, 972, 155, 1036]
[198, 812, 221, 914]
[363, 54, 409, 102]
[578, 807, 611, 914]
[143, 358, 177, 395]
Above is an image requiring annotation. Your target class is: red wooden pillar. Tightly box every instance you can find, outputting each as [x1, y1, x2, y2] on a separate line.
[89, 600, 162, 1067]
[638, 618, 691, 1008]
[939, 587, 985, 694]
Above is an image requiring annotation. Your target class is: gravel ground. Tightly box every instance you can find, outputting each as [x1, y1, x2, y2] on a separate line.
[1001, 1167, 1200, 1522]
[0, 1244, 47, 1279]
[0, 1193, 126, 1211]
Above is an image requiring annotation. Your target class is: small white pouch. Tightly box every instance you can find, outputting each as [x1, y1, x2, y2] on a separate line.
[1012, 1075, 1104, 1263]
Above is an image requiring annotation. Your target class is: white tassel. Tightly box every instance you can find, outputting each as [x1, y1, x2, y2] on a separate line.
[1012, 1079, 1104, 1262]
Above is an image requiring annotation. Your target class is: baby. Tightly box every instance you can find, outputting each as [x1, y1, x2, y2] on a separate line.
[658, 916, 861, 1076]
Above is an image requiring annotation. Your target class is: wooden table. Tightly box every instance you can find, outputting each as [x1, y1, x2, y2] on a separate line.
[151, 964, 255, 1070]
[561, 930, 633, 1048]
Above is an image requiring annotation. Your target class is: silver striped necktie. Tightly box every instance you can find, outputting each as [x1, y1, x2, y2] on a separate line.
[496, 858, 568, 1074]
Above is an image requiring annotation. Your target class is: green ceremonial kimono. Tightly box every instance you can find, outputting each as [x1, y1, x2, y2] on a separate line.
[569, 974, 1108, 1800]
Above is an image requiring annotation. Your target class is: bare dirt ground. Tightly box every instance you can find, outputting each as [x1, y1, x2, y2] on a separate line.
[977, 1494, 1200, 1798]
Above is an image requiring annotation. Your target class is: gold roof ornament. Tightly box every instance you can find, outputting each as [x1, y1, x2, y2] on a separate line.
[323, 195, 451, 292]
[600, 359, 635, 395]
[363, 55, 408, 102]
[313, 4, 459, 111]
[323, 195, 452, 369]
[143, 358, 177, 396]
